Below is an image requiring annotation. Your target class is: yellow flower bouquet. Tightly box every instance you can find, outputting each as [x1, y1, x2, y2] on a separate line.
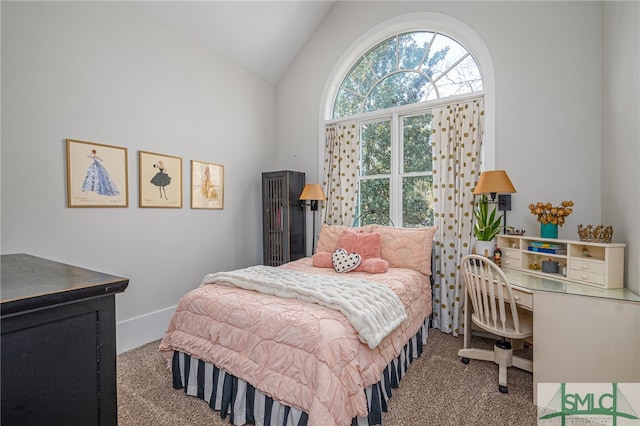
[528, 201, 574, 226]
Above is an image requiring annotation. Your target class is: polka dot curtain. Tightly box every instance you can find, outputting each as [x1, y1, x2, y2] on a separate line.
[321, 123, 360, 227]
[431, 99, 484, 336]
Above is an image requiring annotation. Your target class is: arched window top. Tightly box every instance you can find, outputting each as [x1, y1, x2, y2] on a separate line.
[332, 31, 483, 119]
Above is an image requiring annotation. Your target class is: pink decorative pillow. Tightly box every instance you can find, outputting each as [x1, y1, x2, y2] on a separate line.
[371, 225, 437, 275]
[313, 251, 388, 274]
[315, 223, 373, 254]
[361, 258, 389, 274]
[312, 251, 333, 268]
[336, 229, 382, 261]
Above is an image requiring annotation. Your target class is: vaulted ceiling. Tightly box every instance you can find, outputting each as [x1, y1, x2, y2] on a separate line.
[132, 1, 336, 85]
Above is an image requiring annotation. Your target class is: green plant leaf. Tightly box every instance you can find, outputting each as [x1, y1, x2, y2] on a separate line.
[473, 195, 503, 241]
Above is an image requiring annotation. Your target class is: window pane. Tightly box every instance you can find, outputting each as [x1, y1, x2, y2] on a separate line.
[403, 114, 433, 173]
[343, 57, 377, 95]
[365, 72, 430, 112]
[360, 121, 391, 175]
[398, 32, 433, 70]
[358, 178, 390, 225]
[334, 89, 364, 119]
[435, 55, 484, 97]
[421, 33, 467, 80]
[366, 37, 397, 78]
[402, 175, 434, 227]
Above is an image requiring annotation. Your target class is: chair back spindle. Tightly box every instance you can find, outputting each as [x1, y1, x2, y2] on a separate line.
[462, 255, 524, 337]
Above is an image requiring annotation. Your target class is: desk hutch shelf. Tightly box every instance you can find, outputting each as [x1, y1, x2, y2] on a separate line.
[496, 235, 625, 289]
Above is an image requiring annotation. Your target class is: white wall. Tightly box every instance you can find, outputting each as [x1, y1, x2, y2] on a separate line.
[1, 2, 277, 352]
[602, 1, 640, 294]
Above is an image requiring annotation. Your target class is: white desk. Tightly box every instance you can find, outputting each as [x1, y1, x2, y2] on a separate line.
[462, 269, 640, 404]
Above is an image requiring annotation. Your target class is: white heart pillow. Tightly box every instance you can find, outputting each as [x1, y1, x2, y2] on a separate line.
[332, 248, 362, 273]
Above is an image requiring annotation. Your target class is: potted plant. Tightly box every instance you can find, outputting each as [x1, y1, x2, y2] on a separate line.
[473, 195, 503, 256]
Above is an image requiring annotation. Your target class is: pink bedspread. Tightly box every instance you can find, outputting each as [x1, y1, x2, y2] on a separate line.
[159, 258, 432, 426]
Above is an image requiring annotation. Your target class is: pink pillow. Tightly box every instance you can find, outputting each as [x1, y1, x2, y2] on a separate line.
[336, 229, 382, 261]
[312, 251, 333, 268]
[315, 223, 373, 253]
[361, 258, 389, 274]
[312, 251, 388, 274]
[370, 225, 437, 275]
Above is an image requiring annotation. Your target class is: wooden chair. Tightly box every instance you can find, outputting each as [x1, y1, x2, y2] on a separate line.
[458, 254, 533, 393]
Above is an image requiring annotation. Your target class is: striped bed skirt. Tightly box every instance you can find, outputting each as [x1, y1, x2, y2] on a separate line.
[171, 319, 429, 426]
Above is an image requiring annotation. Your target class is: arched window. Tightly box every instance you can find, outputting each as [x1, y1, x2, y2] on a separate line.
[327, 29, 484, 227]
[333, 31, 482, 119]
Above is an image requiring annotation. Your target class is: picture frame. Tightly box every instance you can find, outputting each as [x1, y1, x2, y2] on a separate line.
[139, 151, 182, 208]
[66, 139, 129, 208]
[191, 160, 224, 209]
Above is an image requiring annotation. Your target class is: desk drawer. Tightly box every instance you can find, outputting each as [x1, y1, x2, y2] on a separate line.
[501, 249, 521, 268]
[492, 281, 533, 310]
[511, 288, 533, 310]
[567, 269, 605, 286]
[502, 249, 521, 261]
[570, 259, 605, 275]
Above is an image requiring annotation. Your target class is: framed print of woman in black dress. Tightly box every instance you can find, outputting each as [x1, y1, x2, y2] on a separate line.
[139, 151, 182, 208]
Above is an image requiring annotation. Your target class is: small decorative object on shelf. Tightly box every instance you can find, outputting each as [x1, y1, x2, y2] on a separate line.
[577, 224, 613, 243]
[506, 228, 526, 235]
[540, 223, 558, 238]
[529, 200, 574, 238]
[541, 260, 559, 274]
[494, 248, 502, 267]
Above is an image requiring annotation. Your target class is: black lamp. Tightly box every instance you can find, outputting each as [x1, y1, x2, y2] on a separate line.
[299, 184, 326, 254]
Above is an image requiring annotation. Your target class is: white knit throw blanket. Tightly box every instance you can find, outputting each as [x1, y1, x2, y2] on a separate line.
[201, 265, 407, 349]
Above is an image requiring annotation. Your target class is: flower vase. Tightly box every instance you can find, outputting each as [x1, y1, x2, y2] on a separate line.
[540, 223, 558, 239]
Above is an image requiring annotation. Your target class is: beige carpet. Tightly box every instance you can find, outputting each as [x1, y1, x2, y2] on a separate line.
[117, 329, 537, 426]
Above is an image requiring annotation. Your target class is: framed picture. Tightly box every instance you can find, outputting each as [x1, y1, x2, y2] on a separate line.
[139, 151, 182, 208]
[66, 139, 129, 208]
[191, 160, 224, 209]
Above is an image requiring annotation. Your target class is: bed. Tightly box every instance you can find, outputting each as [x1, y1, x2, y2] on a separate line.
[159, 223, 436, 426]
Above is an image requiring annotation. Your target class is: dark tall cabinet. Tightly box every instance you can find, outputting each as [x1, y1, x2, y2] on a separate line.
[262, 171, 306, 266]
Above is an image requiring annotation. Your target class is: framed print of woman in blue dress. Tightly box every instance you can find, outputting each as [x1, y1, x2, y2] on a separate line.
[82, 149, 120, 196]
[138, 151, 182, 208]
[66, 139, 129, 208]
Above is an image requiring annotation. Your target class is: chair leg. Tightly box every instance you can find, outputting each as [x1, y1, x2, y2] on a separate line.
[494, 340, 511, 393]
[497, 355, 508, 393]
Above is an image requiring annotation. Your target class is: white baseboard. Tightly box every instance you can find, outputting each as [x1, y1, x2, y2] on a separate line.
[116, 305, 176, 354]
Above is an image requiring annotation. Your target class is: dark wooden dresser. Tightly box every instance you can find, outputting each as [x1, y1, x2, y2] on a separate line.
[1, 253, 129, 426]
